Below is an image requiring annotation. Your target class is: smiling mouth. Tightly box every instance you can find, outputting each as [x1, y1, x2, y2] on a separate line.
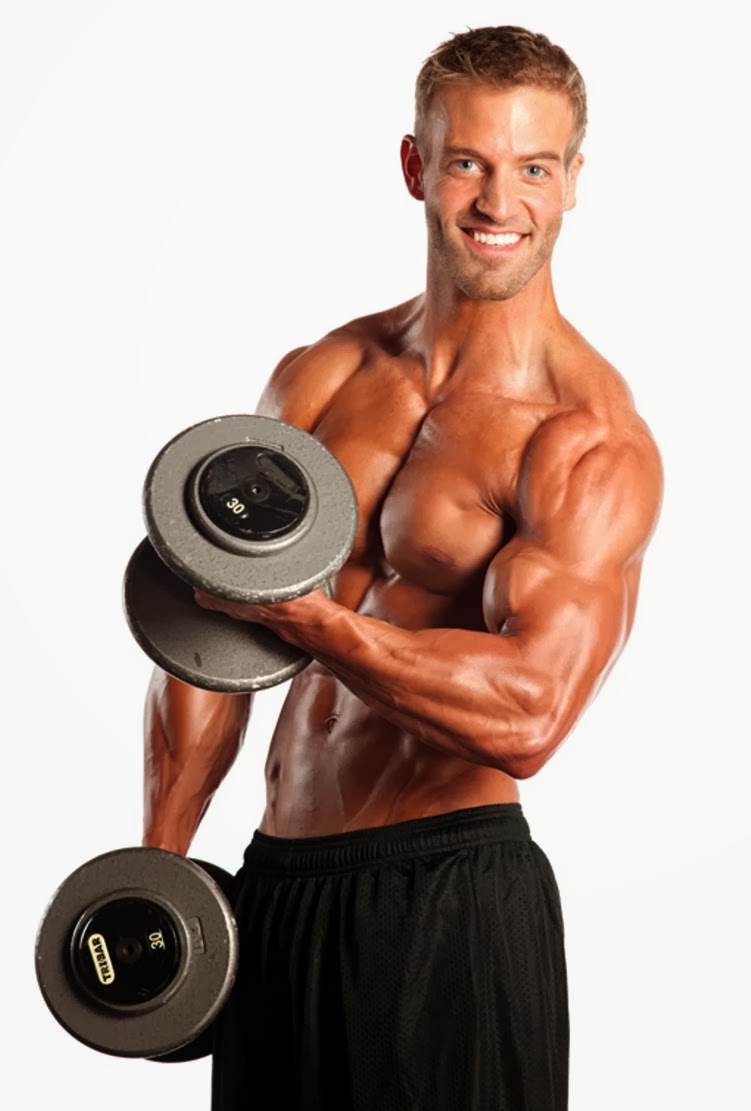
[464, 229, 525, 247]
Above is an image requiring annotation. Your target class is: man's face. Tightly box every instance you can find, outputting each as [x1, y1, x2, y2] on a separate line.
[403, 84, 583, 301]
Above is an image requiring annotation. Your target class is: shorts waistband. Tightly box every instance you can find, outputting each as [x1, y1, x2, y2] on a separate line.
[244, 804, 530, 875]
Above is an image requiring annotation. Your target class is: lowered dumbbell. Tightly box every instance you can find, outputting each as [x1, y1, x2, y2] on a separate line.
[35, 848, 238, 1060]
[124, 414, 358, 692]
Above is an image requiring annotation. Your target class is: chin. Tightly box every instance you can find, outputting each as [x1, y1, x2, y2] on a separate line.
[454, 273, 527, 301]
[450, 261, 537, 301]
[433, 221, 560, 303]
[436, 242, 537, 302]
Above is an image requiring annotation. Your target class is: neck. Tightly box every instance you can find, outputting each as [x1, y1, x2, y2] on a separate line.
[409, 260, 563, 395]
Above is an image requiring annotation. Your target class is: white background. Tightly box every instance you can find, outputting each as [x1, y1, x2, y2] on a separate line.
[2, 1, 748, 1107]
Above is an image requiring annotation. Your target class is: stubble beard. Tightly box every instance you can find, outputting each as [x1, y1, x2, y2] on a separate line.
[427, 210, 562, 302]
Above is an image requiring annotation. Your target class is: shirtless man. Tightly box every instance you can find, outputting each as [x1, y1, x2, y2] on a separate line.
[143, 26, 662, 1111]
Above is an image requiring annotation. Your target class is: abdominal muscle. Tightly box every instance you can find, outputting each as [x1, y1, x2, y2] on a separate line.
[258, 573, 520, 839]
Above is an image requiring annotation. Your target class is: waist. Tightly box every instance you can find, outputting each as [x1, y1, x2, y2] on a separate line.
[245, 803, 530, 876]
[264, 697, 520, 838]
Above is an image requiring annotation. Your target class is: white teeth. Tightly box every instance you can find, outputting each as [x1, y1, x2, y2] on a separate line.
[472, 231, 522, 246]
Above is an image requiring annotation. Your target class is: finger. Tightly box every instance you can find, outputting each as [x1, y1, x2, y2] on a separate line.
[194, 589, 220, 611]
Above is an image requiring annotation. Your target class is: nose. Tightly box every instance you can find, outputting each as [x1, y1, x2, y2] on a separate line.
[475, 167, 519, 226]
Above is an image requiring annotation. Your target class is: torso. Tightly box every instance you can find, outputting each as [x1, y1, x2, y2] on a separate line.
[259, 299, 635, 836]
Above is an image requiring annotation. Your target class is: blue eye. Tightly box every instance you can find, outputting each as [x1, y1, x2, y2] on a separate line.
[455, 159, 477, 171]
[524, 165, 546, 178]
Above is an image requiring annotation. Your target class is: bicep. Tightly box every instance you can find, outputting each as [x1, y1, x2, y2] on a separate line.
[483, 539, 628, 704]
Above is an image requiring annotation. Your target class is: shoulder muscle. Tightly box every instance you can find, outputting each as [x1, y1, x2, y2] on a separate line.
[520, 410, 663, 571]
[256, 328, 368, 432]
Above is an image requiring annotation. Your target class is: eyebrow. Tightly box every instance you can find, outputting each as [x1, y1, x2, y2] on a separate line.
[522, 151, 562, 163]
[443, 146, 562, 164]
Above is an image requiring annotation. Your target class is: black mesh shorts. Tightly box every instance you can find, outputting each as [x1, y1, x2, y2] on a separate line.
[211, 804, 568, 1110]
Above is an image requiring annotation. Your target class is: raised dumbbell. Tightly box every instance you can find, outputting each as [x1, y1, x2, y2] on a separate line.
[35, 848, 238, 1060]
[123, 414, 358, 692]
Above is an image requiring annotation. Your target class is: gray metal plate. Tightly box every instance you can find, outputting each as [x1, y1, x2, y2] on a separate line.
[143, 414, 358, 602]
[123, 538, 311, 692]
[35, 848, 238, 1059]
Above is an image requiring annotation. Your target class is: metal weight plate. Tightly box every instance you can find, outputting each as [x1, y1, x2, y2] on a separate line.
[35, 848, 238, 1059]
[148, 859, 236, 1063]
[143, 414, 358, 603]
[124, 538, 312, 691]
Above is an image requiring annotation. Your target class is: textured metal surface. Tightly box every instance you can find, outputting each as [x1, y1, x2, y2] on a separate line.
[143, 414, 358, 602]
[35, 848, 238, 1059]
[124, 413, 358, 691]
[124, 538, 311, 692]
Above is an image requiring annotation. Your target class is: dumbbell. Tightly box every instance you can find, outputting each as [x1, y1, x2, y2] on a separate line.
[124, 414, 358, 692]
[35, 848, 238, 1060]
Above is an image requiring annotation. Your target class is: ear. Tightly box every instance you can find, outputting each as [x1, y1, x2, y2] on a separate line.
[563, 152, 584, 212]
[400, 135, 425, 201]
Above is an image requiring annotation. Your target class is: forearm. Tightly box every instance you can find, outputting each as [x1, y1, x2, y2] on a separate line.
[257, 592, 556, 777]
[143, 669, 252, 855]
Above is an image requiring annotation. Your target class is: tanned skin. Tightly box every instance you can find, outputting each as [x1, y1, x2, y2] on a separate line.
[143, 85, 662, 854]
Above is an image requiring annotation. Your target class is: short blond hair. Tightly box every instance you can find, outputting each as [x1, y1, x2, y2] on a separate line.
[415, 26, 587, 165]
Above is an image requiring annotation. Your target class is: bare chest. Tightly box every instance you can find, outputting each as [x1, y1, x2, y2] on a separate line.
[315, 382, 548, 592]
